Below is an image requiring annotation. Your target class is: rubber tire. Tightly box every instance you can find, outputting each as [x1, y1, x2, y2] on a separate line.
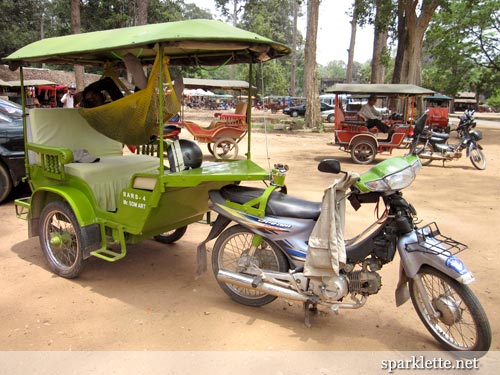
[327, 114, 335, 123]
[207, 143, 214, 156]
[213, 137, 238, 159]
[350, 139, 377, 164]
[419, 143, 434, 166]
[409, 266, 491, 353]
[39, 200, 85, 278]
[153, 226, 188, 244]
[0, 163, 13, 204]
[211, 225, 289, 307]
[291, 111, 299, 117]
[469, 146, 486, 170]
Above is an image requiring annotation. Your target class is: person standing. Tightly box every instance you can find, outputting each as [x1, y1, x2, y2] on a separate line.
[61, 83, 76, 108]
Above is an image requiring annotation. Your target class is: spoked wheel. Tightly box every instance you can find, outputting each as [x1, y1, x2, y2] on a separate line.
[153, 226, 187, 244]
[211, 225, 288, 306]
[469, 146, 486, 170]
[213, 137, 238, 159]
[409, 266, 491, 354]
[418, 143, 434, 166]
[39, 201, 85, 278]
[350, 139, 377, 164]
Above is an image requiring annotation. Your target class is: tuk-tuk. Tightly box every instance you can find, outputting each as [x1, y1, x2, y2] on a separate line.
[5, 19, 290, 278]
[326, 83, 434, 164]
[424, 93, 452, 133]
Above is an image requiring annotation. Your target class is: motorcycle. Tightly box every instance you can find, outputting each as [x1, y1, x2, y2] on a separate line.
[418, 109, 486, 169]
[201, 114, 491, 355]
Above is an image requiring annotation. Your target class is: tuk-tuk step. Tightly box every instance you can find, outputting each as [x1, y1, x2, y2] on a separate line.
[14, 197, 31, 220]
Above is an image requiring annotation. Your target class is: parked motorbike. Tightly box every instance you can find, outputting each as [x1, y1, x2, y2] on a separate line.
[456, 109, 477, 139]
[418, 109, 486, 169]
[202, 114, 491, 355]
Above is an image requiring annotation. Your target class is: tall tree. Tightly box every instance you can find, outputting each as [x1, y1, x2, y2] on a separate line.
[304, 0, 320, 129]
[370, 0, 391, 83]
[394, 0, 441, 85]
[71, 0, 85, 91]
[136, 0, 148, 25]
[290, 0, 299, 95]
[346, 0, 363, 83]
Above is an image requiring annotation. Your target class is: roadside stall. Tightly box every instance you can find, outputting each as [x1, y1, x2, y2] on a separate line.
[5, 19, 290, 278]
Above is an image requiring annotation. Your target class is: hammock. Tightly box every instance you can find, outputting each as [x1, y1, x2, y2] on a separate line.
[78, 55, 181, 145]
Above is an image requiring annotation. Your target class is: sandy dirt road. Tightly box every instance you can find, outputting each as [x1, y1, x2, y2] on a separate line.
[0, 113, 498, 359]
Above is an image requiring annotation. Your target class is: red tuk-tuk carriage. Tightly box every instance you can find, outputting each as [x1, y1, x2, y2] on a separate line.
[326, 84, 434, 164]
[424, 93, 452, 133]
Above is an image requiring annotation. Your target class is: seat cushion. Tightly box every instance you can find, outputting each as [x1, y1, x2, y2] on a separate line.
[65, 154, 158, 211]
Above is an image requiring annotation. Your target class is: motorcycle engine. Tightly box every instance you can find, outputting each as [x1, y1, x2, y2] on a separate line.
[347, 270, 382, 295]
[307, 275, 349, 302]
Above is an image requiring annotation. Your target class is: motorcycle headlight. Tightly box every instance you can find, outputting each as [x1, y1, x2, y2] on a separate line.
[365, 159, 421, 192]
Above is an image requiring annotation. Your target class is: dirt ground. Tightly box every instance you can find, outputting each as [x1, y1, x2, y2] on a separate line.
[0, 110, 499, 359]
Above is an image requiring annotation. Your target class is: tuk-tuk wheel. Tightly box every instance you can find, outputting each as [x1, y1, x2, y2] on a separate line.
[350, 139, 377, 164]
[207, 143, 214, 156]
[0, 164, 13, 203]
[153, 226, 188, 244]
[214, 138, 238, 159]
[39, 200, 85, 278]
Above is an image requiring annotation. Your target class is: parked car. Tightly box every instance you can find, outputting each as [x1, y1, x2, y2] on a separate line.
[321, 109, 335, 123]
[283, 102, 333, 117]
[0, 98, 25, 203]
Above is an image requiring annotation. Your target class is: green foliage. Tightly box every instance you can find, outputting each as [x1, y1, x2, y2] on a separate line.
[423, 0, 500, 99]
[488, 90, 500, 110]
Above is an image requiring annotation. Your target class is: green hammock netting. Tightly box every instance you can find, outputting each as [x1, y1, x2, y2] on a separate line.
[79, 55, 180, 145]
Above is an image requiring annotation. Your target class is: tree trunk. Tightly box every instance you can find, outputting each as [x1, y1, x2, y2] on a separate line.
[392, 1, 407, 84]
[371, 30, 387, 83]
[371, 0, 388, 84]
[396, 0, 440, 85]
[290, 0, 298, 96]
[230, 0, 238, 80]
[346, 7, 357, 84]
[71, 0, 84, 91]
[136, 0, 148, 25]
[304, 0, 320, 129]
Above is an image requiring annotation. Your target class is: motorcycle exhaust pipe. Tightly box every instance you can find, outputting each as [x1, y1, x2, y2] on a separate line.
[419, 154, 448, 161]
[217, 269, 309, 302]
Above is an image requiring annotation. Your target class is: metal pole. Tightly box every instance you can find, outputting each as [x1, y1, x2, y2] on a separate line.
[158, 45, 165, 176]
[247, 62, 253, 160]
[20, 66, 30, 180]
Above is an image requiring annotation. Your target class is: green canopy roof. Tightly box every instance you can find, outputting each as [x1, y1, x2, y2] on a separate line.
[326, 83, 434, 96]
[4, 19, 290, 68]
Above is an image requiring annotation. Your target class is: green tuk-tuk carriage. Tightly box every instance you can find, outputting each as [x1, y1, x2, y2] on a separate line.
[5, 19, 290, 278]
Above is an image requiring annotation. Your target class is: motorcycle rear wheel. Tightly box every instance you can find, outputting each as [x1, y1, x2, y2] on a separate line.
[409, 266, 491, 354]
[469, 146, 486, 170]
[212, 225, 289, 307]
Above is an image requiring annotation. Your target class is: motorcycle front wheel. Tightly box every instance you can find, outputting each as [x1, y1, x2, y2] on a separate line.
[211, 225, 289, 307]
[409, 266, 491, 354]
[469, 146, 486, 170]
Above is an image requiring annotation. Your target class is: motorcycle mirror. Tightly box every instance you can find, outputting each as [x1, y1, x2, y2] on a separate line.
[318, 159, 342, 174]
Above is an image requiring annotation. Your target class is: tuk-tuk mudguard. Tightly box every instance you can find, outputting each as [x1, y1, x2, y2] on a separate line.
[348, 133, 378, 149]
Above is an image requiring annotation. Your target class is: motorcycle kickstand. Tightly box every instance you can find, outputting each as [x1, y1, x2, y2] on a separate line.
[303, 299, 318, 328]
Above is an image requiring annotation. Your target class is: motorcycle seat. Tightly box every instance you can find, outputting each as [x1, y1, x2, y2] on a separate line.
[430, 131, 449, 140]
[220, 184, 321, 220]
